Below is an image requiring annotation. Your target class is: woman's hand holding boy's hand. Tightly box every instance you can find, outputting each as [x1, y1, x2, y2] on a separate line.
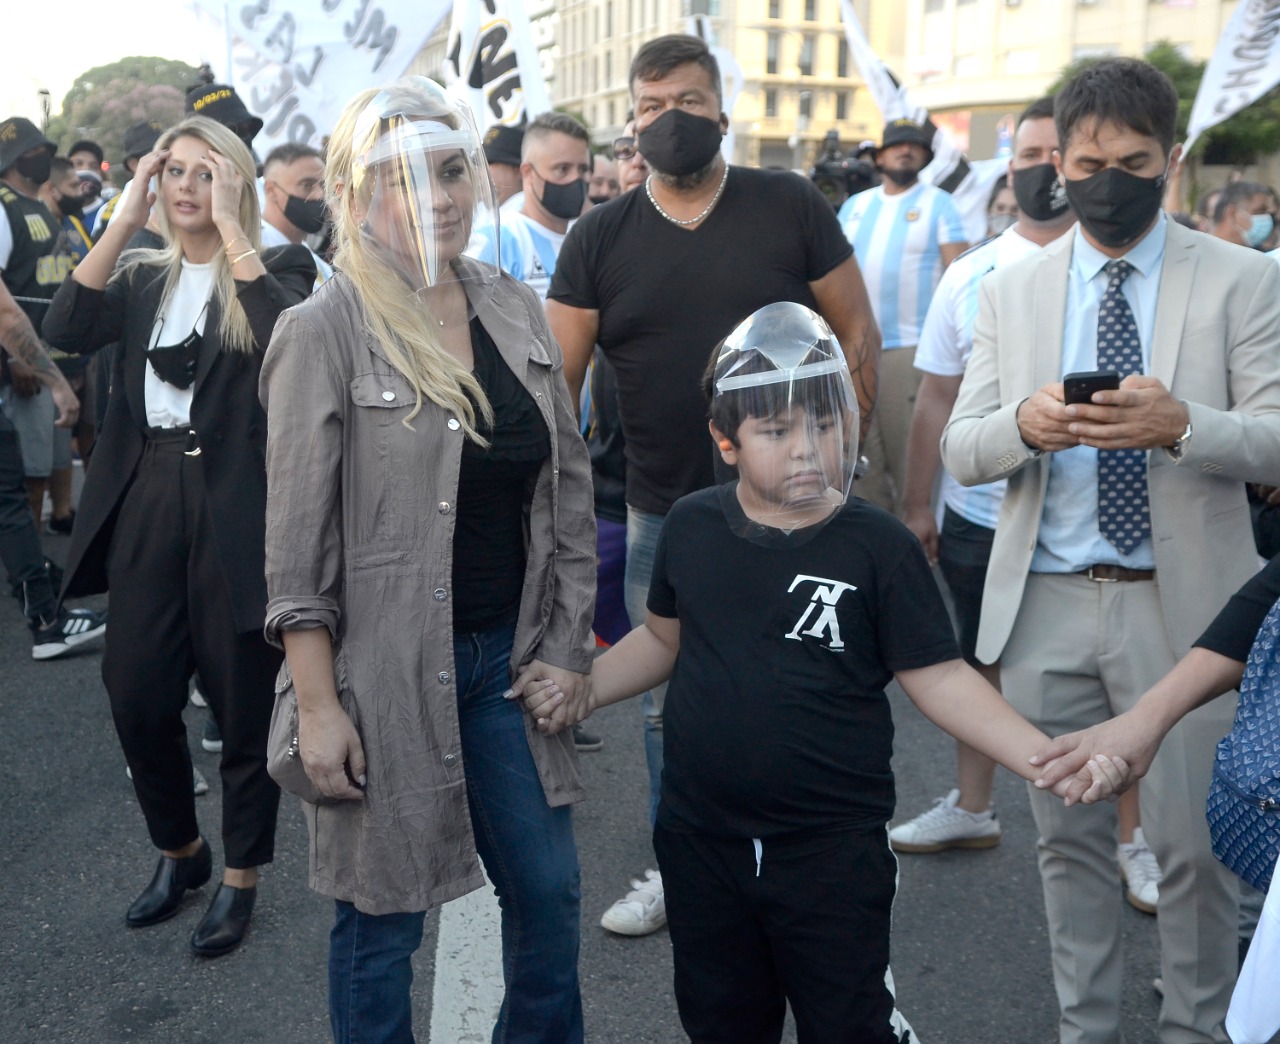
[507, 661, 595, 736]
[1030, 706, 1162, 806]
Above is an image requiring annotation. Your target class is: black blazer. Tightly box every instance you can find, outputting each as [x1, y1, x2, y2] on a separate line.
[43, 244, 315, 634]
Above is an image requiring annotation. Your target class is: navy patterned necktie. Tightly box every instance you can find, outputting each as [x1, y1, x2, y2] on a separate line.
[1095, 259, 1150, 555]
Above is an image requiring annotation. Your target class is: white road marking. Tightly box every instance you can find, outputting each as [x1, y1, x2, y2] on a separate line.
[429, 877, 505, 1042]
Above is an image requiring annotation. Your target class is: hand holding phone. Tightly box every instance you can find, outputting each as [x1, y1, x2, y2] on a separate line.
[1063, 369, 1120, 406]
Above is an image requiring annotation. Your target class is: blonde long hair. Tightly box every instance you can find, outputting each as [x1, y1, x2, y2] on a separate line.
[119, 116, 262, 354]
[326, 86, 492, 440]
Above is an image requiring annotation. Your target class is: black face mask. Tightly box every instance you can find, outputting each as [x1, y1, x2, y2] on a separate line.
[1013, 162, 1070, 222]
[636, 109, 723, 178]
[147, 311, 204, 390]
[588, 193, 612, 206]
[15, 152, 52, 185]
[283, 193, 327, 234]
[537, 174, 587, 220]
[1063, 165, 1165, 249]
[882, 168, 918, 188]
[57, 192, 83, 219]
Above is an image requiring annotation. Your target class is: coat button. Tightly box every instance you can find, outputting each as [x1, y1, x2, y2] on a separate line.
[433, 588, 447, 601]
[443, 753, 458, 767]
[438, 671, 450, 683]
[438, 501, 451, 514]
[381, 390, 395, 401]
[448, 418, 461, 431]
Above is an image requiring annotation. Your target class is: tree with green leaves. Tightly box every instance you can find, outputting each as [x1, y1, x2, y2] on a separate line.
[47, 58, 202, 180]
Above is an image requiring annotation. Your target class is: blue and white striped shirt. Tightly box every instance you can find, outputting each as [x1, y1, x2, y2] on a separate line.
[837, 182, 966, 348]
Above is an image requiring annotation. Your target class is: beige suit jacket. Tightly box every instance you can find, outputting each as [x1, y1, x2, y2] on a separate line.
[941, 219, 1280, 665]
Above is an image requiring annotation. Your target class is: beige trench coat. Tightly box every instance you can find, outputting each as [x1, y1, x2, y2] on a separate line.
[260, 264, 596, 915]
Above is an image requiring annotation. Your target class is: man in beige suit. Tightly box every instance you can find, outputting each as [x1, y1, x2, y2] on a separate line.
[942, 59, 1280, 1044]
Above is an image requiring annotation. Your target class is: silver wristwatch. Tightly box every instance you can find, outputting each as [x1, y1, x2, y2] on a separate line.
[1167, 402, 1193, 462]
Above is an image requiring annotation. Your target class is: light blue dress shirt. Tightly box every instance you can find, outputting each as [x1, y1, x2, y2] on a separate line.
[1030, 215, 1167, 573]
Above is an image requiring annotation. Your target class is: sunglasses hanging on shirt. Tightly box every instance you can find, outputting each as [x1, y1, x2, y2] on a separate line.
[146, 303, 207, 391]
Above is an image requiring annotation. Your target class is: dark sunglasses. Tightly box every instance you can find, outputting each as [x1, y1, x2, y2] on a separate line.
[612, 137, 637, 161]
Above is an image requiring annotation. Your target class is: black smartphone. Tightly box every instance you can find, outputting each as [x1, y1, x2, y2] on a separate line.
[1063, 369, 1120, 406]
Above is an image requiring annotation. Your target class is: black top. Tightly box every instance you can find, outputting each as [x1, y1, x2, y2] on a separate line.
[1195, 554, 1280, 663]
[648, 487, 960, 839]
[585, 347, 626, 524]
[451, 317, 550, 632]
[549, 167, 853, 516]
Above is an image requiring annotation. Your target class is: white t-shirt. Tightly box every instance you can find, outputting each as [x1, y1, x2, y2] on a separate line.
[1226, 855, 1280, 1044]
[145, 259, 214, 428]
[472, 209, 567, 302]
[914, 225, 1041, 530]
[837, 182, 967, 348]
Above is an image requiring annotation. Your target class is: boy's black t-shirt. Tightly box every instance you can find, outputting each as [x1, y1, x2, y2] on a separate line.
[548, 168, 852, 516]
[648, 486, 961, 839]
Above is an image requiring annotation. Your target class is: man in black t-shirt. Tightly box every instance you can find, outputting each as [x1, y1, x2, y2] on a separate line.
[546, 33, 881, 936]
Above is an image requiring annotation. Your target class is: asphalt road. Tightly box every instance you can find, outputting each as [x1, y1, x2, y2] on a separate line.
[2, 530, 1169, 1043]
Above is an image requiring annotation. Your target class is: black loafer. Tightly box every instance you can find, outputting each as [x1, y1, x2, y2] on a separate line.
[190, 883, 256, 957]
[125, 839, 212, 927]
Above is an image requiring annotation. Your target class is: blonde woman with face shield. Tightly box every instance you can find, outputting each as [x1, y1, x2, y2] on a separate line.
[42, 115, 316, 957]
[260, 79, 597, 1043]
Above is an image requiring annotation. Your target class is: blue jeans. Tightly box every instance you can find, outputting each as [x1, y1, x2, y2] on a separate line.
[328, 622, 584, 1044]
[625, 506, 666, 827]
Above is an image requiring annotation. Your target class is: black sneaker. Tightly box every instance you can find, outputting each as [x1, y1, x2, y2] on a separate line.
[46, 511, 75, 535]
[31, 606, 107, 660]
[572, 724, 603, 753]
[202, 716, 223, 754]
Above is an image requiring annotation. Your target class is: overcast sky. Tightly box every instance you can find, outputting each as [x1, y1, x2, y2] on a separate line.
[2, 2, 208, 122]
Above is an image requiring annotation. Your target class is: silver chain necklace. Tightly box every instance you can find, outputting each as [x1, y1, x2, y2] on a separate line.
[645, 165, 729, 227]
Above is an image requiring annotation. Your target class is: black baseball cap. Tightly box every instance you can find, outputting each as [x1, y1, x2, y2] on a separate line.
[68, 139, 104, 164]
[121, 120, 166, 161]
[184, 83, 264, 142]
[877, 118, 934, 165]
[0, 117, 55, 174]
[483, 124, 524, 168]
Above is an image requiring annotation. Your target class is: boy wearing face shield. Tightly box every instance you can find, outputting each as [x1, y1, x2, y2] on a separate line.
[513, 302, 1122, 1043]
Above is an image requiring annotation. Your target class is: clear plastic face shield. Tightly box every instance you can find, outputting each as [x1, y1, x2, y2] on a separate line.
[349, 78, 502, 301]
[710, 302, 858, 542]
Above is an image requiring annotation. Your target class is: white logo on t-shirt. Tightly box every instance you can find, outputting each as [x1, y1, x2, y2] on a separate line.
[785, 575, 857, 652]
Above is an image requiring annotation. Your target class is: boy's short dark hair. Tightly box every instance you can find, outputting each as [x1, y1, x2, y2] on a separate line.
[988, 174, 1009, 208]
[1054, 58, 1178, 157]
[630, 35, 723, 107]
[1017, 97, 1056, 128]
[50, 156, 74, 182]
[1213, 180, 1272, 225]
[68, 139, 104, 164]
[702, 338, 840, 445]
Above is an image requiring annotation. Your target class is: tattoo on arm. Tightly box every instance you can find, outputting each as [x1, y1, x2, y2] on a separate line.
[847, 328, 878, 443]
[0, 312, 57, 376]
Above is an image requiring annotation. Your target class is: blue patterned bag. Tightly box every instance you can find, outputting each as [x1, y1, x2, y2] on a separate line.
[1206, 596, 1280, 892]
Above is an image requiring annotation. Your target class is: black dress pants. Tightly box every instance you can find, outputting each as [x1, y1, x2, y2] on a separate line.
[102, 434, 280, 867]
[0, 409, 55, 621]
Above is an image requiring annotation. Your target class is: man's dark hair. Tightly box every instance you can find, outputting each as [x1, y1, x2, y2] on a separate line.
[522, 111, 590, 158]
[49, 156, 74, 182]
[1213, 180, 1272, 225]
[68, 139, 104, 164]
[263, 142, 323, 175]
[1017, 97, 1056, 128]
[988, 174, 1009, 208]
[1054, 58, 1178, 157]
[702, 340, 840, 445]
[630, 35, 723, 107]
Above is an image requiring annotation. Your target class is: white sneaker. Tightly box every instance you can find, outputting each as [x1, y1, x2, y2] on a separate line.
[600, 869, 666, 936]
[888, 788, 1002, 854]
[1117, 827, 1160, 914]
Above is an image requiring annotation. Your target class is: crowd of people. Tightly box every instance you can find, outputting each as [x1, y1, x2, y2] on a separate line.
[3, 31, 1280, 1044]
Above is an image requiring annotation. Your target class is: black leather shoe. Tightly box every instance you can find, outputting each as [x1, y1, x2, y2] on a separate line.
[125, 839, 213, 927]
[190, 883, 256, 957]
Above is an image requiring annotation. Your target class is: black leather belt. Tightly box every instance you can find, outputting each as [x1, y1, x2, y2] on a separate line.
[1076, 565, 1155, 582]
[146, 427, 200, 455]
